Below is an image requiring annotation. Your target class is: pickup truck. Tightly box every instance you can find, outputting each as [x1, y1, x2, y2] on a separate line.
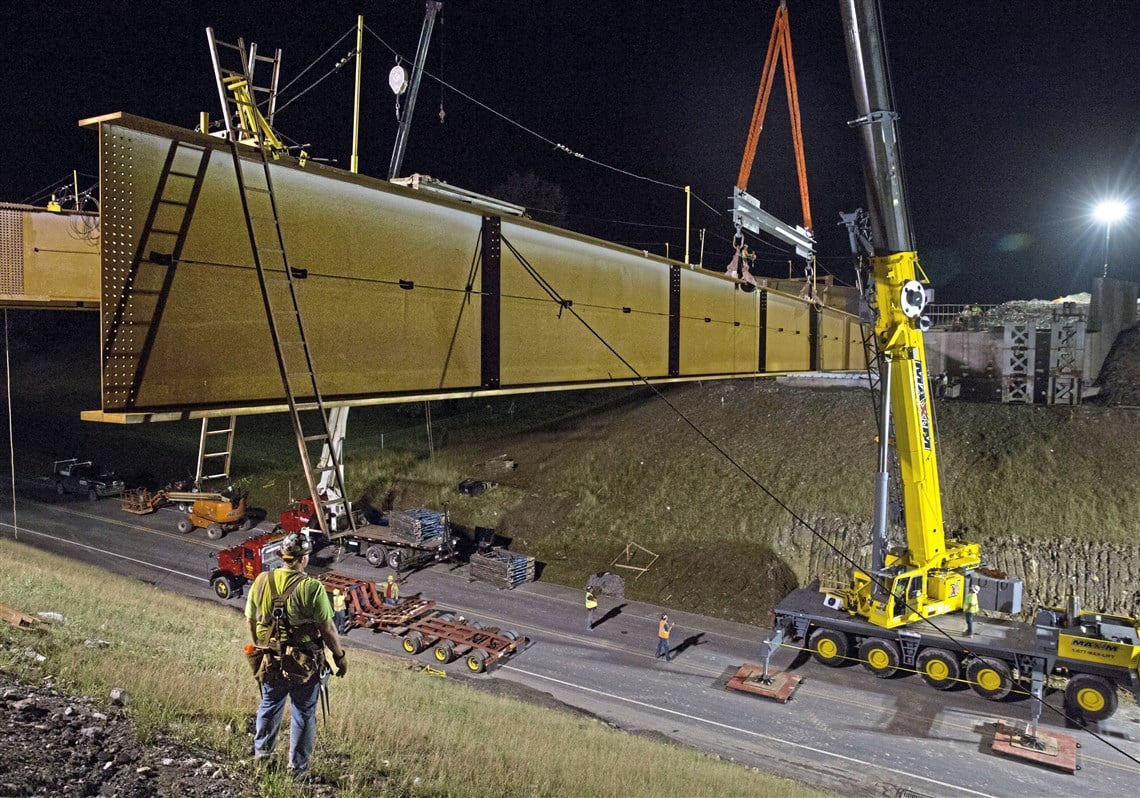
[53, 459, 124, 501]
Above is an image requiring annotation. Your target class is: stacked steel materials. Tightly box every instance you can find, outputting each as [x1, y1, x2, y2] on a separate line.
[470, 548, 536, 589]
[389, 508, 448, 543]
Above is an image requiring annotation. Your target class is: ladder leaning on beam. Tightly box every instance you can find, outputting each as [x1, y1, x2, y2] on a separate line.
[205, 28, 355, 541]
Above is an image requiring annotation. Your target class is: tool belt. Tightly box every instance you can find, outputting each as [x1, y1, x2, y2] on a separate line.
[246, 571, 324, 686]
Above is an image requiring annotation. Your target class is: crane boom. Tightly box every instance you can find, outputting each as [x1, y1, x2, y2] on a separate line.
[839, 0, 979, 628]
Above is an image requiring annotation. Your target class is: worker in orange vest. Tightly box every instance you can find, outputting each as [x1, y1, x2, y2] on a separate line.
[656, 613, 674, 661]
[383, 574, 400, 606]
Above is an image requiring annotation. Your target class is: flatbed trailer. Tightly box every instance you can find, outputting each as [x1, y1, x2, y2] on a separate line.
[319, 572, 527, 672]
[336, 525, 457, 572]
[768, 586, 1140, 724]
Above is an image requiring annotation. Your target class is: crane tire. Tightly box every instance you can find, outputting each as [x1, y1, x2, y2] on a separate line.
[917, 648, 962, 690]
[1064, 674, 1117, 723]
[858, 638, 901, 678]
[966, 657, 1013, 700]
[808, 628, 851, 667]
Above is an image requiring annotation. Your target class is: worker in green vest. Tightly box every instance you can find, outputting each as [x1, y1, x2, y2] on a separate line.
[585, 587, 598, 630]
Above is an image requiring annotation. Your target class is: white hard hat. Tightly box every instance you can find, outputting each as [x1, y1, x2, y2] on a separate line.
[971, 584, 981, 593]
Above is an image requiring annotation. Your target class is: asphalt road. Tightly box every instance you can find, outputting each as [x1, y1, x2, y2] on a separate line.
[2, 485, 1138, 798]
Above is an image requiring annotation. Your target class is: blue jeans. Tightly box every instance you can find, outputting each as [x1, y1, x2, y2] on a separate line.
[656, 638, 670, 659]
[965, 612, 976, 636]
[254, 671, 322, 773]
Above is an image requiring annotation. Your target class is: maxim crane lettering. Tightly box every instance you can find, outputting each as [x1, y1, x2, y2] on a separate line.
[913, 360, 932, 450]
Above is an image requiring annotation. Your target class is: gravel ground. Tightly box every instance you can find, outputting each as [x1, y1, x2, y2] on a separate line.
[0, 670, 256, 798]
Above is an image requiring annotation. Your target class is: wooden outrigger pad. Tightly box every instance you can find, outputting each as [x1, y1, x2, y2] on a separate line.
[725, 664, 802, 702]
[991, 721, 1078, 773]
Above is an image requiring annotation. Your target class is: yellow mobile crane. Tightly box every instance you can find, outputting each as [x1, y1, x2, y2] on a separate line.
[759, 0, 1139, 728]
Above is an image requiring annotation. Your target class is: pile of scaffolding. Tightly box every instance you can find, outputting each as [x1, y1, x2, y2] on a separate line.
[470, 548, 536, 589]
[388, 508, 449, 543]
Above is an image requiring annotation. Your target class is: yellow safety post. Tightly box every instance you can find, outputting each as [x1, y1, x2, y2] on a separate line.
[351, 15, 363, 174]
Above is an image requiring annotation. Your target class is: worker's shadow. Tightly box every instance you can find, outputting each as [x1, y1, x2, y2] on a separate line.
[670, 632, 707, 658]
[590, 603, 628, 629]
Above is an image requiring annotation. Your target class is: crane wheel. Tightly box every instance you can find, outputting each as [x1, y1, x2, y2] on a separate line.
[966, 657, 1013, 700]
[1064, 674, 1118, 723]
[808, 628, 851, 667]
[858, 638, 901, 678]
[917, 648, 961, 690]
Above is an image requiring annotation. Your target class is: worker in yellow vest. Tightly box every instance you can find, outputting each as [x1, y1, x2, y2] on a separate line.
[384, 574, 400, 606]
[331, 588, 347, 633]
[585, 588, 598, 631]
[656, 613, 674, 661]
[963, 584, 980, 637]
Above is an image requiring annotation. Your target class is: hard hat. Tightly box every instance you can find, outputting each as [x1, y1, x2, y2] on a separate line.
[280, 533, 313, 561]
[387, 575, 395, 582]
[661, 613, 668, 619]
[332, 589, 342, 595]
[971, 584, 981, 593]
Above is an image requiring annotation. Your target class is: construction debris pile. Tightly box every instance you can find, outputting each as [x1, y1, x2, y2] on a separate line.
[977, 297, 1088, 329]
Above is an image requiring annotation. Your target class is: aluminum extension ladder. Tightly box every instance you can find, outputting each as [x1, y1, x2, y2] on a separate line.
[205, 28, 355, 540]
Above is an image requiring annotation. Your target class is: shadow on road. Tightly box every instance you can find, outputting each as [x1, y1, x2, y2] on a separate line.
[591, 603, 628, 630]
[669, 632, 707, 659]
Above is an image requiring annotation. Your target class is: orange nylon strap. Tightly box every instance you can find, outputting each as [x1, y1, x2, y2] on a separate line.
[735, 2, 814, 233]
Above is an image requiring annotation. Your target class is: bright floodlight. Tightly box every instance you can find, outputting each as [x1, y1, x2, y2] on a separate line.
[1093, 200, 1128, 224]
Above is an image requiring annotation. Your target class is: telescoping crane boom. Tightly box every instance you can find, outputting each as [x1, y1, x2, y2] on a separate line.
[754, 0, 1140, 730]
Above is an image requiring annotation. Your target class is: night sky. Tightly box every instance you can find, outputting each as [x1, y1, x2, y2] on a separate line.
[5, 1, 1139, 304]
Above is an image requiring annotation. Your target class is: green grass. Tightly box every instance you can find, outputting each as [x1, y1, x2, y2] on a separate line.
[0, 538, 827, 798]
